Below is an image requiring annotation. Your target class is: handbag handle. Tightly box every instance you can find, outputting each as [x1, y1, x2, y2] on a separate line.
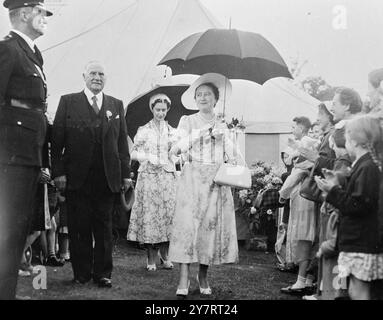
[222, 128, 248, 168]
[308, 163, 316, 179]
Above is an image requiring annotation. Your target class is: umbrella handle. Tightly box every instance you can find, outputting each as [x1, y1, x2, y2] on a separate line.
[223, 77, 228, 119]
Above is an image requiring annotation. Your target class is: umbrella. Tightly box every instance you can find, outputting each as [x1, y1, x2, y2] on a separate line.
[158, 28, 292, 85]
[125, 84, 198, 141]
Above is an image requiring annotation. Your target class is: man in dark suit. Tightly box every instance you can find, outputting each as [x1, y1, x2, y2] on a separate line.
[0, 0, 52, 300]
[51, 61, 131, 288]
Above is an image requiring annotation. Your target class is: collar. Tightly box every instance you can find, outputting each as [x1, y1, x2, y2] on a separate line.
[322, 125, 334, 136]
[83, 88, 103, 107]
[351, 152, 370, 168]
[334, 120, 347, 129]
[11, 29, 35, 52]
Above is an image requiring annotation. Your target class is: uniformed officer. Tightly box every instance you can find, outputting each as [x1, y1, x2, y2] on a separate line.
[0, 0, 53, 300]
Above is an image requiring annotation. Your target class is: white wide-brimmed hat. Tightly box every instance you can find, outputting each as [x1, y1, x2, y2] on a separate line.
[181, 73, 232, 110]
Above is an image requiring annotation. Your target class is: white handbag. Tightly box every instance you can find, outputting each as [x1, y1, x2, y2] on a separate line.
[213, 163, 252, 189]
[213, 131, 252, 189]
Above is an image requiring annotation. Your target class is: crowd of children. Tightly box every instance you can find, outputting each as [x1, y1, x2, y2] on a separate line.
[274, 68, 383, 300]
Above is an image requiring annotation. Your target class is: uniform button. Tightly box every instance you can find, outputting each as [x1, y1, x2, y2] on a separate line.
[33, 73, 38, 76]
[17, 121, 22, 125]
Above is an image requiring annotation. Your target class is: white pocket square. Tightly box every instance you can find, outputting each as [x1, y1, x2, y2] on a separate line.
[115, 115, 120, 119]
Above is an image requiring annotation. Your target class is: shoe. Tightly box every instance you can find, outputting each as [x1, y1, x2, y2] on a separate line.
[159, 257, 174, 270]
[146, 264, 157, 271]
[280, 285, 306, 296]
[73, 277, 91, 285]
[196, 274, 212, 296]
[72, 279, 83, 285]
[45, 255, 65, 267]
[60, 254, 70, 262]
[304, 285, 316, 295]
[20, 261, 33, 272]
[96, 277, 112, 288]
[276, 263, 298, 273]
[176, 280, 190, 298]
[146, 258, 157, 271]
[15, 295, 31, 300]
[18, 269, 31, 277]
[302, 294, 321, 300]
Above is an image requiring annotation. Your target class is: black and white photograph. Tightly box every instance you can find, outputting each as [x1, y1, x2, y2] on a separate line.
[0, 0, 383, 308]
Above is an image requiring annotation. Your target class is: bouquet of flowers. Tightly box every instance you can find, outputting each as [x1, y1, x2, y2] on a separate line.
[234, 160, 284, 245]
[227, 117, 246, 131]
[250, 160, 283, 193]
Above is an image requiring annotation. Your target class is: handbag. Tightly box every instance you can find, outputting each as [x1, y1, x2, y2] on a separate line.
[214, 163, 252, 189]
[213, 130, 251, 189]
[120, 186, 135, 212]
[299, 165, 323, 203]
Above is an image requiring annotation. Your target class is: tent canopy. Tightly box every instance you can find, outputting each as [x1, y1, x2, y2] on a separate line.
[0, 0, 319, 125]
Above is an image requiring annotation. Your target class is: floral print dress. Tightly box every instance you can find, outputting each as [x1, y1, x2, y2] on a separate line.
[127, 120, 178, 245]
[168, 113, 240, 265]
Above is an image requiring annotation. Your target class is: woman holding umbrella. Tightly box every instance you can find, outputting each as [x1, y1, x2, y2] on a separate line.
[168, 73, 242, 297]
[127, 93, 178, 271]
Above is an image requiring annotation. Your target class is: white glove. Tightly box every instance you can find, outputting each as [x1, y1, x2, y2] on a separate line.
[147, 154, 160, 165]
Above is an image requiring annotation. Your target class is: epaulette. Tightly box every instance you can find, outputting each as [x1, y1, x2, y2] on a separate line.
[1, 33, 14, 42]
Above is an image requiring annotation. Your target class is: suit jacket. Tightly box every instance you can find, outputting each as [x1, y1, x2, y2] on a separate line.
[0, 31, 47, 167]
[51, 91, 130, 193]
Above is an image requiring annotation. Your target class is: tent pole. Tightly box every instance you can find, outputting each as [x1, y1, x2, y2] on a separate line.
[223, 77, 227, 120]
[223, 17, 231, 121]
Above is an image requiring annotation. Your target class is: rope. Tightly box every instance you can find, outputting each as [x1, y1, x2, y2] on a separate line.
[104, 2, 140, 64]
[195, 0, 221, 28]
[44, 0, 108, 74]
[270, 80, 318, 110]
[133, 0, 180, 97]
[42, 0, 138, 53]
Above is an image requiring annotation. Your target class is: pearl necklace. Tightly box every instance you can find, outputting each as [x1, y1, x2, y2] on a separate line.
[198, 112, 215, 123]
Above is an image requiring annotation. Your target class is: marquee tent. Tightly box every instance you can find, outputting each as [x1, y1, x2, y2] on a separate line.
[0, 0, 318, 123]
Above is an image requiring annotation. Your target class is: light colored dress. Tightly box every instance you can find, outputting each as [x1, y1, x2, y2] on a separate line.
[168, 113, 240, 265]
[127, 120, 178, 244]
[338, 252, 383, 282]
[280, 154, 317, 264]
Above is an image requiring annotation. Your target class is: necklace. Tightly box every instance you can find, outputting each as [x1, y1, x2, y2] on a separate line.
[198, 112, 215, 123]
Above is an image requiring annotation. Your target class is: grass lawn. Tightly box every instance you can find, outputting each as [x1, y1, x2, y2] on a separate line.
[16, 240, 298, 300]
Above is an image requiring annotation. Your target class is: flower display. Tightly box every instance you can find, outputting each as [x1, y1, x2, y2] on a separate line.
[234, 160, 285, 248]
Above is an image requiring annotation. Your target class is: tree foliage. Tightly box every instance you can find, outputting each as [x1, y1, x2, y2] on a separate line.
[288, 55, 336, 101]
[300, 76, 337, 101]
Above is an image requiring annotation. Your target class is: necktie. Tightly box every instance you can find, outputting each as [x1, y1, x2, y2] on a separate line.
[91, 96, 99, 115]
[34, 45, 44, 66]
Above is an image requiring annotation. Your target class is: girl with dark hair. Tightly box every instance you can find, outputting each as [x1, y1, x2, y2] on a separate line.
[127, 93, 178, 271]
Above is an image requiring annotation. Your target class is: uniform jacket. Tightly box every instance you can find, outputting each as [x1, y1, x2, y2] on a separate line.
[0, 31, 47, 107]
[51, 91, 130, 193]
[0, 31, 47, 167]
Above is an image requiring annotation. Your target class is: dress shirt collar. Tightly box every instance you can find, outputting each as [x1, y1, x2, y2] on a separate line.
[84, 88, 103, 108]
[11, 29, 35, 52]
